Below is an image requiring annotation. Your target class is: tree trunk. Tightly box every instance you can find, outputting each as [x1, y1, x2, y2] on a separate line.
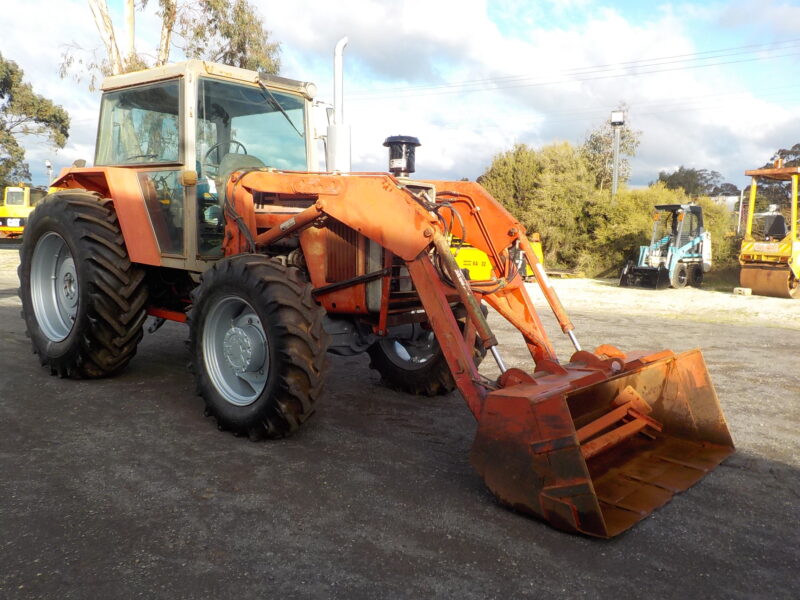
[157, 0, 178, 66]
[88, 0, 123, 75]
[124, 0, 135, 59]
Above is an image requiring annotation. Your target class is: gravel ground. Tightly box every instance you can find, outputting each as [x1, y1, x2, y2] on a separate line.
[1, 248, 798, 599]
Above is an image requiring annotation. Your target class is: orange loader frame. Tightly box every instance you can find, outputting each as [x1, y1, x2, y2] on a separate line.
[216, 169, 734, 538]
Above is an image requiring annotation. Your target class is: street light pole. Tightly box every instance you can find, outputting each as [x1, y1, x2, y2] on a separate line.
[610, 110, 625, 199]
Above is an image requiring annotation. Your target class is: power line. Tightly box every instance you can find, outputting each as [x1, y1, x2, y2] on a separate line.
[403, 84, 800, 134]
[347, 38, 800, 100]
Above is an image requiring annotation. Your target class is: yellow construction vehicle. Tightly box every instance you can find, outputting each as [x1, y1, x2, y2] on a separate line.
[739, 165, 800, 298]
[454, 232, 544, 280]
[0, 185, 47, 238]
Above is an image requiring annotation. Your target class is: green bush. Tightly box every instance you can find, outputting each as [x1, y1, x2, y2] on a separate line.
[478, 145, 740, 277]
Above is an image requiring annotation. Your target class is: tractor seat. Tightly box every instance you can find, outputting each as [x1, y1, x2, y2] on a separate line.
[215, 153, 266, 191]
[764, 215, 788, 240]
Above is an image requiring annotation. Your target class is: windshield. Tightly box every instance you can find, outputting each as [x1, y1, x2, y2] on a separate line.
[197, 77, 307, 177]
[96, 79, 181, 165]
[650, 211, 679, 253]
[29, 188, 47, 206]
[5, 189, 24, 206]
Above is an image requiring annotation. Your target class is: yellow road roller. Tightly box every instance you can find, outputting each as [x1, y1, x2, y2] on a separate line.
[740, 165, 800, 298]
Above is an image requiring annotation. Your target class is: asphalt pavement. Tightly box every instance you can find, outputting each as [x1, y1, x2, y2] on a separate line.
[1, 249, 798, 599]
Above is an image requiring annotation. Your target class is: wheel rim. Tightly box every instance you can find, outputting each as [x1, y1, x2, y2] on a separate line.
[30, 231, 79, 342]
[203, 296, 269, 406]
[379, 324, 439, 371]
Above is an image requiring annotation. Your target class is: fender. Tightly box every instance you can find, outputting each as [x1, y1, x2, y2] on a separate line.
[50, 167, 162, 266]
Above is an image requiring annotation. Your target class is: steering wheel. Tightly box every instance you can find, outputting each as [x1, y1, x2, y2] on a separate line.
[125, 153, 158, 163]
[202, 140, 248, 177]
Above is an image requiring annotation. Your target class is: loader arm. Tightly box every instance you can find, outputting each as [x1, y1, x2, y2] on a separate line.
[225, 169, 734, 538]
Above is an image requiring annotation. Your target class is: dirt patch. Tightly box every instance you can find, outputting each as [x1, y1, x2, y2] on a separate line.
[525, 276, 800, 331]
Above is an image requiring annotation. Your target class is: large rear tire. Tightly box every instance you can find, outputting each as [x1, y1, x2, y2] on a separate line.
[18, 191, 147, 378]
[189, 255, 329, 440]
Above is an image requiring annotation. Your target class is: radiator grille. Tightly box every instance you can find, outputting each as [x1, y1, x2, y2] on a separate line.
[326, 220, 359, 282]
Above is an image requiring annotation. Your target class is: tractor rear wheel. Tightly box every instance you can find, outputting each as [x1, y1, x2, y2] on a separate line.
[18, 191, 147, 378]
[367, 320, 485, 397]
[189, 255, 329, 440]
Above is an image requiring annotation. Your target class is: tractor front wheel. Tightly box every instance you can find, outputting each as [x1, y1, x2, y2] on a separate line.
[189, 255, 329, 440]
[18, 191, 147, 378]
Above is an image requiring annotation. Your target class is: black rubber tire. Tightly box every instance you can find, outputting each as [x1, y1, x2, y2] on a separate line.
[671, 263, 688, 288]
[189, 255, 329, 440]
[367, 320, 486, 397]
[619, 262, 632, 287]
[689, 264, 704, 287]
[18, 191, 147, 378]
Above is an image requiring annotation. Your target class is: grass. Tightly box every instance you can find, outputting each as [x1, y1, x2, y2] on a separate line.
[703, 264, 740, 292]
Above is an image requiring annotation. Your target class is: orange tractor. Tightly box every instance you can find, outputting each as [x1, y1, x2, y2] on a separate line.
[18, 60, 733, 538]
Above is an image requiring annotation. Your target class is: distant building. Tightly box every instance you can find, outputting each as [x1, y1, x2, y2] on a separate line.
[711, 195, 741, 211]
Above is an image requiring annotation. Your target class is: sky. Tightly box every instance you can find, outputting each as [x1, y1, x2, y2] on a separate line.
[3, 0, 800, 191]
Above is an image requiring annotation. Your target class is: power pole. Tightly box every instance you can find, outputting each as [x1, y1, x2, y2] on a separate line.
[610, 110, 624, 200]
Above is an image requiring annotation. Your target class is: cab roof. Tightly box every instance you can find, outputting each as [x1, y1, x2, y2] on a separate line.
[655, 204, 703, 215]
[745, 166, 800, 181]
[100, 60, 317, 99]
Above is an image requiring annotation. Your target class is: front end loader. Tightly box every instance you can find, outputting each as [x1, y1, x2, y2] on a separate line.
[17, 59, 733, 538]
[619, 204, 711, 289]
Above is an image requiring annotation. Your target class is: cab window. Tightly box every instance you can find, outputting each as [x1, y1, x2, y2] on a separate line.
[196, 77, 307, 178]
[96, 80, 181, 166]
[5, 189, 24, 206]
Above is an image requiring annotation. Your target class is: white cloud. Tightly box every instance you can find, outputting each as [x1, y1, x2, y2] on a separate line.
[2, 0, 800, 189]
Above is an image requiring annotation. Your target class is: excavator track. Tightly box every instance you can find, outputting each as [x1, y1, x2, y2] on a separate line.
[740, 265, 800, 299]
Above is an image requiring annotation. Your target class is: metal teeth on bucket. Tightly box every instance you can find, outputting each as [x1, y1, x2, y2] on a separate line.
[471, 348, 734, 538]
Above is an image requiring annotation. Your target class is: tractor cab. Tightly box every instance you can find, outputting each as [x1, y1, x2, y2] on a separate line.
[92, 61, 318, 264]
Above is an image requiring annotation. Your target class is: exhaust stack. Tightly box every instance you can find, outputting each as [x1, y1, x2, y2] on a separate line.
[326, 37, 351, 172]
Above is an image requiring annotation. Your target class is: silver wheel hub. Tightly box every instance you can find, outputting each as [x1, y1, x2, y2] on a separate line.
[30, 232, 79, 342]
[58, 259, 78, 310]
[223, 323, 265, 373]
[380, 323, 438, 370]
[203, 296, 269, 407]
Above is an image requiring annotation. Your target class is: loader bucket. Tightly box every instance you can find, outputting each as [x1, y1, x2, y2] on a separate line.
[620, 265, 670, 289]
[471, 348, 733, 538]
